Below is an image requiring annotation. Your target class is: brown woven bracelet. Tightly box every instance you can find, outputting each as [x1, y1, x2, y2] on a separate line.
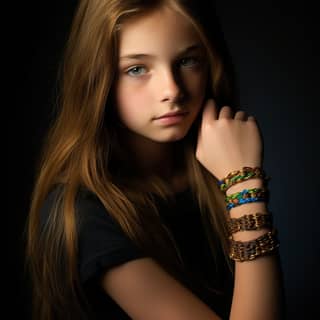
[228, 213, 273, 234]
[229, 229, 279, 262]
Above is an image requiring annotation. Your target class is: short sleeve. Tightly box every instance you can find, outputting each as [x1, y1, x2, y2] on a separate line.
[40, 187, 147, 285]
[76, 191, 147, 283]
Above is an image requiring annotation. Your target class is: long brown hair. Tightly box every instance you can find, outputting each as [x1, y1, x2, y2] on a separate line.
[26, 0, 237, 319]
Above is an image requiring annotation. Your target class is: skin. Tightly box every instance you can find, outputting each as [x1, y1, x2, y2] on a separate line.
[103, 5, 284, 319]
[114, 5, 262, 183]
[114, 6, 208, 182]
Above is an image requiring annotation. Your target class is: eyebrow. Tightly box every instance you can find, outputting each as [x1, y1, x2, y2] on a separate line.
[119, 44, 203, 60]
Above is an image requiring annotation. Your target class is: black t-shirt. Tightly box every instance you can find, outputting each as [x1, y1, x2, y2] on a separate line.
[41, 187, 233, 319]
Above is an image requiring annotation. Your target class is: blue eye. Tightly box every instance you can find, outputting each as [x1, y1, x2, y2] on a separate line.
[180, 57, 200, 67]
[126, 66, 147, 76]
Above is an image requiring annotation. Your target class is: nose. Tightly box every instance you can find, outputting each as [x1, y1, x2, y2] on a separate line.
[159, 68, 184, 103]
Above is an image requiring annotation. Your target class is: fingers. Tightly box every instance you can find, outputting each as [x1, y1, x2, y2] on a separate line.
[219, 106, 255, 122]
[203, 100, 255, 122]
[219, 106, 233, 119]
[219, 106, 246, 120]
[234, 110, 247, 120]
[202, 99, 218, 121]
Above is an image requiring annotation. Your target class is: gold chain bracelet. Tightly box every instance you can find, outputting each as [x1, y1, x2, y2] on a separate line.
[229, 229, 279, 262]
[228, 212, 273, 234]
[218, 166, 269, 193]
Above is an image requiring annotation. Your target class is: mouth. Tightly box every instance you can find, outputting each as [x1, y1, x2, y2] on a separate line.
[154, 110, 189, 120]
[153, 111, 189, 125]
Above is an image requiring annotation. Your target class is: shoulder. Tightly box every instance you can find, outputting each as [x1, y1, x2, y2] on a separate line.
[40, 185, 146, 283]
[39, 185, 111, 225]
[75, 188, 147, 283]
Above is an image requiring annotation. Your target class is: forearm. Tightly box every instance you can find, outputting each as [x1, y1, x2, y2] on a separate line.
[226, 179, 284, 320]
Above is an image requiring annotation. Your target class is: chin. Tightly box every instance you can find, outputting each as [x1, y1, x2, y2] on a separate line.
[153, 129, 189, 143]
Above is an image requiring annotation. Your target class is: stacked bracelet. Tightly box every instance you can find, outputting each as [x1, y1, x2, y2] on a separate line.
[227, 212, 273, 234]
[225, 187, 269, 210]
[229, 229, 279, 262]
[220, 166, 279, 262]
[218, 166, 269, 193]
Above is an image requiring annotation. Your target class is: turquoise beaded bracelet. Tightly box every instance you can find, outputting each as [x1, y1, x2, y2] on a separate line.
[225, 187, 269, 210]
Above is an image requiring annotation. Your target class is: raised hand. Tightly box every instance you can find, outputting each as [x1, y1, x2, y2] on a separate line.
[195, 99, 263, 180]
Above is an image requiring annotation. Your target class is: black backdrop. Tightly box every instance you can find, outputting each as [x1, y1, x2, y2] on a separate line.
[11, 1, 319, 319]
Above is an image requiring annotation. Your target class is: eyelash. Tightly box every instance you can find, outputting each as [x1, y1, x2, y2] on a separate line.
[125, 56, 201, 77]
[179, 56, 201, 67]
[126, 66, 147, 76]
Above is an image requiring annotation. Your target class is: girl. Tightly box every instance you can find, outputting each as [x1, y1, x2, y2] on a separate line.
[26, 0, 285, 319]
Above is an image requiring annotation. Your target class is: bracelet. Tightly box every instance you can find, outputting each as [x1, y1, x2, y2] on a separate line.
[225, 188, 269, 210]
[227, 213, 273, 234]
[218, 166, 269, 193]
[229, 229, 279, 262]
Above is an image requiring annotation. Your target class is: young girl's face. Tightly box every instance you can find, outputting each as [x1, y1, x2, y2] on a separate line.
[115, 6, 208, 143]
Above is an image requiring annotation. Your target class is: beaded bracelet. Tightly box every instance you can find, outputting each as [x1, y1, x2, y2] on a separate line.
[227, 212, 273, 234]
[218, 166, 269, 193]
[225, 187, 269, 210]
[229, 229, 279, 262]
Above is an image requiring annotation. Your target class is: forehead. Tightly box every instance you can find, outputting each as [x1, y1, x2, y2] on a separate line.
[117, 6, 202, 57]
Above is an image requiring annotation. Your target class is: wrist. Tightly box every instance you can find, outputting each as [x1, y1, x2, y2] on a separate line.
[226, 178, 265, 196]
[231, 227, 272, 241]
[228, 201, 268, 218]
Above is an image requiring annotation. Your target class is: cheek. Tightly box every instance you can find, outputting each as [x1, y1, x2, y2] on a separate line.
[116, 83, 151, 122]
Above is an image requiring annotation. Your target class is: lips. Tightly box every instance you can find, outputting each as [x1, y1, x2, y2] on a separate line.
[153, 110, 189, 125]
[155, 110, 188, 119]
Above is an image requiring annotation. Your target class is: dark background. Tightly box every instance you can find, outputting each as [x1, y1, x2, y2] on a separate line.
[11, 1, 319, 319]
